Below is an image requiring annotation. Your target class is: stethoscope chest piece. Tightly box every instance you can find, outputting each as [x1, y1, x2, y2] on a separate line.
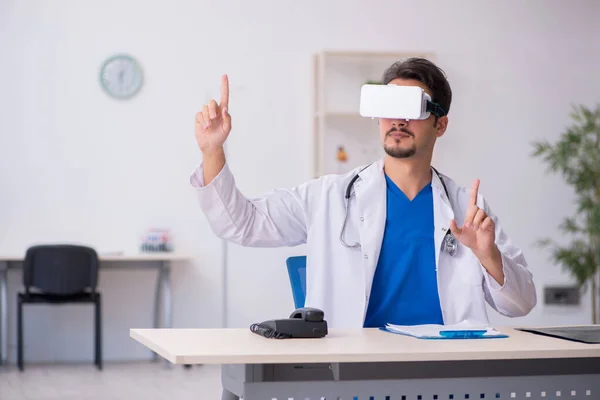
[442, 231, 458, 256]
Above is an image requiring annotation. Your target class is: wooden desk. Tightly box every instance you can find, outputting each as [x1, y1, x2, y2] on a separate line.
[131, 327, 600, 400]
[0, 253, 191, 366]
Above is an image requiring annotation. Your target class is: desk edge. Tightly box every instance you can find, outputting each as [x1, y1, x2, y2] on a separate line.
[127, 329, 600, 365]
[129, 329, 179, 364]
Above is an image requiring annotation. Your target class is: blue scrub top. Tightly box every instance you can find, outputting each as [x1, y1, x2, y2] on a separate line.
[363, 174, 444, 328]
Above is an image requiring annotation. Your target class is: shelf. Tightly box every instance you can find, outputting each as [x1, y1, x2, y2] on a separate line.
[319, 50, 435, 60]
[312, 50, 435, 177]
[315, 112, 368, 118]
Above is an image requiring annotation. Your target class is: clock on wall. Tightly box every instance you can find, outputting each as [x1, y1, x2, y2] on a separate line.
[99, 54, 143, 99]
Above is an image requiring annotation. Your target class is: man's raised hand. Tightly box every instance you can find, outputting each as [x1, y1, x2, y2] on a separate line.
[449, 179, 496, 259]
[195, 74, 232, 153]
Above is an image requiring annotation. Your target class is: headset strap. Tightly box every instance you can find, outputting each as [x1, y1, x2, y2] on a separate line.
[426, 100, 446, 117]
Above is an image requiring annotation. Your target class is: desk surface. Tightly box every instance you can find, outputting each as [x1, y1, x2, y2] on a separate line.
[0, 253, 191, 262]
[130, 327, 600, 365]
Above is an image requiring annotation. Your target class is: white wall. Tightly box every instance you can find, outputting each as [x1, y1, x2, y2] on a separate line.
[1, 0, 599, 363]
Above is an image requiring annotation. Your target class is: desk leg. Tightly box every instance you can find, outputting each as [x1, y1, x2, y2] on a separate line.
[151, 265, 163, 361]
[153, 261, 172, 368]
[161, 261, 172, 330]
[0, 262, 8, 366]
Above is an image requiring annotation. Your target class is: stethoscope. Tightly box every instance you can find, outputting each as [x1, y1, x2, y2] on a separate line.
[339, 165, 458, 257]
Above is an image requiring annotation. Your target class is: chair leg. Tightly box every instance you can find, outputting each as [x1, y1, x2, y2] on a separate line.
[94, 293, 102, 370]
[17, 296, 24, 372]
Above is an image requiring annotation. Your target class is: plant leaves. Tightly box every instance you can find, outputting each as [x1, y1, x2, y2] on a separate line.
[531, 103, 600, 289]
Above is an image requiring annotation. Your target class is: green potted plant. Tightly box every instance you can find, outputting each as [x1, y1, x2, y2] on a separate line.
[531, 104, 600, 324]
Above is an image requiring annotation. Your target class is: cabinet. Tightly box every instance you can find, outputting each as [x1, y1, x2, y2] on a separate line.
[312, 51, 434, 177]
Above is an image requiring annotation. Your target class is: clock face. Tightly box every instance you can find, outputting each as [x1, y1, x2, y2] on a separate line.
[99, 54, 143, 99]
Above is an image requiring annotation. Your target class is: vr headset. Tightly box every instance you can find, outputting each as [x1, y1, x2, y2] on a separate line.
[359, 84, 446, 120]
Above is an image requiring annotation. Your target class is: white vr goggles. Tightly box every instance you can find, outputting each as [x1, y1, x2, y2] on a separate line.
[359, 84, 446, 120]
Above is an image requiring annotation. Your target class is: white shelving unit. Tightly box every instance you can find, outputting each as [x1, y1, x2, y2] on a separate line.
[312, 50, 435, 178]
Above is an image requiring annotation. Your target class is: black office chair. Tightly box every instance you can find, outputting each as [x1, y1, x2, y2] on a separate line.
[17, 244, 102, 371]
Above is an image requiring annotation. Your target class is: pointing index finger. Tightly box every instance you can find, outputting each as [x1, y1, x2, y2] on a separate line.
[469, 178, 480, 206]
[220, 74, 229, 109]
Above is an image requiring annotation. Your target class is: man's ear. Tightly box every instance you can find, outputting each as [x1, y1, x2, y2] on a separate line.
[435, 116, 448, 137]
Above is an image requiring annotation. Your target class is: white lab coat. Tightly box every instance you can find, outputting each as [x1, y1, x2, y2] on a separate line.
[190, 159, 537, 328]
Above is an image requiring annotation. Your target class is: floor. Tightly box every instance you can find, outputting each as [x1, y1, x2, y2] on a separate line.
[0, 361, 223, 400]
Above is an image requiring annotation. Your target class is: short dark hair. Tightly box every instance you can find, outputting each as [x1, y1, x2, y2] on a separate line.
[381, 57, 452, 115]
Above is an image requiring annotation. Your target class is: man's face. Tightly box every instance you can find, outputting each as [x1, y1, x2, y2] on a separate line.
[379, 78, 448, 159]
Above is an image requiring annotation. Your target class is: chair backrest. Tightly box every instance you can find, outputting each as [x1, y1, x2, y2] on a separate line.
[23, 244, 99, 295]
[285, 256, 306, 309]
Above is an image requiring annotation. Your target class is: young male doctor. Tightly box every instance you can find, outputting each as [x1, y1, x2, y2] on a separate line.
[190, 58, 537, 329]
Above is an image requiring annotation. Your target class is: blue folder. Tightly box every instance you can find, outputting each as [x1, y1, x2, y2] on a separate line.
[381, 323, 509, 340]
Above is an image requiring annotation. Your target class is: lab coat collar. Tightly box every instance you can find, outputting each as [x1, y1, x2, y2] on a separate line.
[355, 158, 452, 208]
[430, 166, 453, 209]
[356, 158, 383, 183]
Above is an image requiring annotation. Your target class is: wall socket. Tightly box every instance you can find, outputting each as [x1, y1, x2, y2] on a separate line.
[544, 286, 580, 305]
